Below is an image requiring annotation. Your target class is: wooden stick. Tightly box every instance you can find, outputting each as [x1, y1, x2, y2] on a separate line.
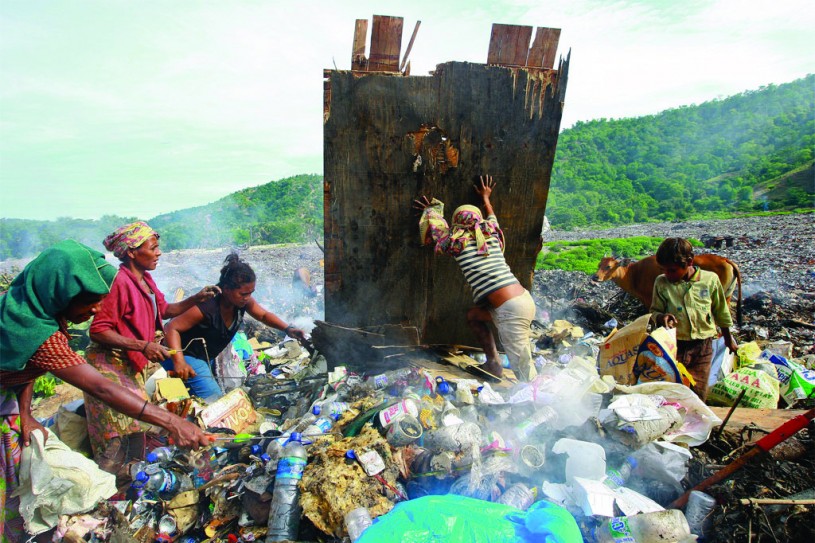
[715, 388, 747, 438]
[400, 21, 421, 72]
[739, 498, 815, 506]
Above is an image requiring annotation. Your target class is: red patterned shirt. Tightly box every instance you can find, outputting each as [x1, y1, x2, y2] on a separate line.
[0, 326, 85, 388]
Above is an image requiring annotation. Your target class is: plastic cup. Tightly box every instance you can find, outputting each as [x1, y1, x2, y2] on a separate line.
[685, 490, 716, 538]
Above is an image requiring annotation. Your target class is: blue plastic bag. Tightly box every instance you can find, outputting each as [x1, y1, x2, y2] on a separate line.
[357, 495, 582, 543]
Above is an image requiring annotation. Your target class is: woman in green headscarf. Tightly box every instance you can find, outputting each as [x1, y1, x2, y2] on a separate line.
[0, 240, 211, 542]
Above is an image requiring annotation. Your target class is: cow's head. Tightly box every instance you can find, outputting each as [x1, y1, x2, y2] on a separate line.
[592, 256, 622, 282]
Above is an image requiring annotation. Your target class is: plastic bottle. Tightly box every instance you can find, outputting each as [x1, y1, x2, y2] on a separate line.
[129, 460, 151, 481]
[303, 413, 339, 436]
[146, 445, 177, 464]
[266, 433, 307, 542]
[514, 406, 558, 440]
[135, 465, 193, 499]
[344, 507, 373, 542]
[604, 456, 638, 489]
[594, 510, 691, 543]
[684, 490, 716, 539]
[322, 401, 349, 417]
[375, 399, 419, 429]
[366, 367, 415, 390]
[497, 482, 535, 510]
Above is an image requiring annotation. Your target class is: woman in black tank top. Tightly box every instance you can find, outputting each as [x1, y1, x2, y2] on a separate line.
[162, 253, 308, 400]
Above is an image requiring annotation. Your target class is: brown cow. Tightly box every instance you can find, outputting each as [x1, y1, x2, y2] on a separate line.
[593, 254, 742, 325]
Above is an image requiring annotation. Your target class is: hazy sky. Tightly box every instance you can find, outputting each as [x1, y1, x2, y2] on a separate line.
[1, 0, 813, 221]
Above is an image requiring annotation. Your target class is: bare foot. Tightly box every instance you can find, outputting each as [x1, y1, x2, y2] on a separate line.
[482, 360, 503, 378]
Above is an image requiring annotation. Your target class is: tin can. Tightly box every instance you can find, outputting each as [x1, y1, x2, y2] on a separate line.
[386, 415, 423, 446]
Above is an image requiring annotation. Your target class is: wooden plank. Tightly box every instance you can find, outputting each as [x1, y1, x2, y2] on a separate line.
[709, 407, 808, 433]
[400, 20, 421, 72]
[487, 23, 532, 66]
[351, 19, 368, 71]
[369, 15, 403, 72]
[539, 27, 561, 69]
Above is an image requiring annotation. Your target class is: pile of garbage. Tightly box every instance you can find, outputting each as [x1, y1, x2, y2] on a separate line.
[31, 320, 811, 543]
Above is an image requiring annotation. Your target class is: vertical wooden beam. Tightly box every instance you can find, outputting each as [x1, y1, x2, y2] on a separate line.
[369, 15, 403, 72]
[487, 24, 533, 66]
[351, 19, 369, 70]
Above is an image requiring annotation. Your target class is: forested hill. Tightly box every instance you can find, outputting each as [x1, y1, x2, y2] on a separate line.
[0, 174, 322, 259]
[148, 174, 322, 250]
[546, 74, 814, 227]
[1, 76, 812, 259]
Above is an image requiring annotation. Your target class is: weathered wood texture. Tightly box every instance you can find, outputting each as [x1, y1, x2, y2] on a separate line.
[368, 15, 403, 72]
[324, 59, 569, 347]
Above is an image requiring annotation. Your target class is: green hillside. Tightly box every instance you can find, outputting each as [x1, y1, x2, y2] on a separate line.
[149, 174, 322, 250]
[546, 74, 814, 228]
[1, 76, 812, 259]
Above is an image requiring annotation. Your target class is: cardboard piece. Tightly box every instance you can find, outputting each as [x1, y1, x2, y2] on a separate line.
[154, 378, 191, 403]
[198, 388, 258, 433]
[598, 314, 652, 386]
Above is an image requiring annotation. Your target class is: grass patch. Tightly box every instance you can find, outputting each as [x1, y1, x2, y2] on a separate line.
[535, 236, 703, 274]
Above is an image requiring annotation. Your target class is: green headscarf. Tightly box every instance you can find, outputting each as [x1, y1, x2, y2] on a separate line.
[0, 240, 118, 372]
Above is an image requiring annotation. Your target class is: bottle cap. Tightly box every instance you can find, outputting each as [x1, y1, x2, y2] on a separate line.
[135, 471, 149, 483]
[290, 432, 303, 442]
[312, 405, 322, 415]
[625, 456, 638, 468]
[146, 452, 159, 463]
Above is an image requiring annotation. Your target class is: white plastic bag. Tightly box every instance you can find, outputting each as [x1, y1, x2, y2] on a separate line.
[13, 430, 116, 534]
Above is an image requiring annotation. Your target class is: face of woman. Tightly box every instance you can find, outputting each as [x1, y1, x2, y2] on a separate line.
[223, 282, 255, 308]
[64, 293, 107, 324]
[127, 235, 162, 271]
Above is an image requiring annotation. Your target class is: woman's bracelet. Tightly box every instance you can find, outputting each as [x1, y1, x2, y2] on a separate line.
[283, 324, 294, 335]
[141, 341, 149, 353]
[136, 399, 148, 421]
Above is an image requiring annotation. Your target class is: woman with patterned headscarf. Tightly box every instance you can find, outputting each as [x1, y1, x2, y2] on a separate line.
[84, 221, 220, 459]
[0, 240, 212, 542]
[414, 175, 538, 382]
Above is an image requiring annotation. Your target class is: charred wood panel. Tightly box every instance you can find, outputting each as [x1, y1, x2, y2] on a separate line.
[324, 57, 569, 348]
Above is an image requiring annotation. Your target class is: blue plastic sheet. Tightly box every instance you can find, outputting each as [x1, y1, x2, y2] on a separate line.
[357, 495, 582, 543]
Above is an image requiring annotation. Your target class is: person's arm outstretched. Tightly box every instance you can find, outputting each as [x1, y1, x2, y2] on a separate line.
[475, 175, 496, 217]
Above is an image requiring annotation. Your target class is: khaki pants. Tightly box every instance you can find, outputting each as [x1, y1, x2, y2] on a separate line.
[489, 290, 538, 382]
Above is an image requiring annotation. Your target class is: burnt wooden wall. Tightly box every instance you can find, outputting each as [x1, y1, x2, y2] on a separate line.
[323, 19, 570, 348]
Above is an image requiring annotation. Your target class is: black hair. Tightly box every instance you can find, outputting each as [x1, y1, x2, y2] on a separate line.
[218, 252, 256, 290]
[655, 237, 694, 266]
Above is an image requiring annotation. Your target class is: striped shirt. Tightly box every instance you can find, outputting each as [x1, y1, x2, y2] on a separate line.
[455, 234, 519, 304]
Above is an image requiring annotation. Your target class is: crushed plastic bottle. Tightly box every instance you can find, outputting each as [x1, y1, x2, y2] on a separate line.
[514, 406, 558, 440]
[265, 433, 307, 542]
[604, 456, 638, 489]
[366, 367, 415, 390]
[146, 445, 177, 464]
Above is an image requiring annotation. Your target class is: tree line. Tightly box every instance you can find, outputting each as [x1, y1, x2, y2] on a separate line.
[1, 75, 812, 259]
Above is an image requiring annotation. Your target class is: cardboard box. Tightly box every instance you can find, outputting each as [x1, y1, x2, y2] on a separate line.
[198, 388, 257, 433]
[598, 314, 652, 385]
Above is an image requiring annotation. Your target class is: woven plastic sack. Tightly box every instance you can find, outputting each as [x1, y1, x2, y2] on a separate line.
[708, 365, 780, 409]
